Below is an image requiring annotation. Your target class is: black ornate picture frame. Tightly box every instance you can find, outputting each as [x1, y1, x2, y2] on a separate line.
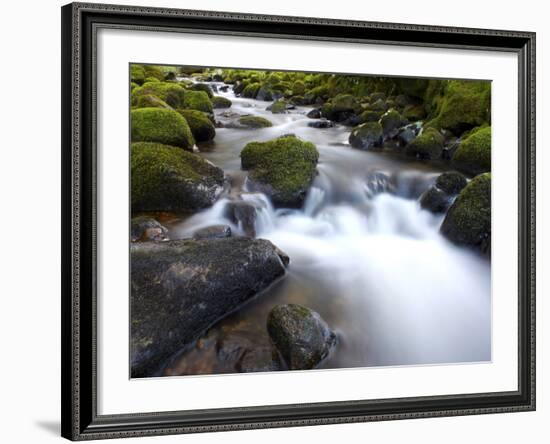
[61, 2, 536, 440]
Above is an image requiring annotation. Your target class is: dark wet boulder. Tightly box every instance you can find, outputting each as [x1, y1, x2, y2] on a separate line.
[212, 95, 232, 109]
[405, 127, 444, 160]
[359, 110, 384, 123]
[366, 98, 388, 112]
[440, 173, 491, 254]
[131, 216, 169, 242]
[321, 94, 360, 122]
[451, 126, 491, 175]
[131, 237, 289, 377]
[267, 304, 337, 370]
[397, 127, 417, 146]
[436, 171, 468, 195]
[348, 122, 383, 150]
[380, 109, 406, 137]
[219, 85, 230, 92]
[193, 224, 232, 240]
[224, 200, 258, 237]
[189, 82, 214, 98]
[237, 115, 273, 129]
[177, 109, 216, 143]
[307, 108, 322, 119]
[419, 186, 451, 213]
[308, 119, 335, 129]
[131, 142, 224, 212]
[131, 107, 195, 150]
[403, 104, 426, 121]
[241, 136, 319, 207]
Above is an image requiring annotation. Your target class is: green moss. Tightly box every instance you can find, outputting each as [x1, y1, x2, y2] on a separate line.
[452, 126, 491, 175]
[189, 83, 214, 98]
[440, 173, 491, 254]
[142, 65, 165, 81]
[130, 82, 139, 92]
[131, 65, 146, 85]
[212, 96, 232, 109]
[131, 107, 195, 150]
[427, 80, 491, 134]
[396, 78, 430, 99]
[177, 109, 216, 143]
[403, 104, 426, 121]
[238, 116, 273, 129]
[133, 94, 171, 109]
[405, 127, 444, 159]
[144, 77, 160, 84]
[435, 172, 468, 195]
[270, 100, 288, 114]
[380, 109, 404, 135]
[242, 82, 261, 98]
[131, 142, 224, 212]
[359, 110, 384, 123]
[292, 80, 306, 96]
[241, 136, 319, 207]
[289, 96, 304, 106]
[132, 81, 186, 108]
[321, 94, 359, 120]
[348, 122, 383, 150]
[304, 85, 329, 102]
[182, 90, 213, 113]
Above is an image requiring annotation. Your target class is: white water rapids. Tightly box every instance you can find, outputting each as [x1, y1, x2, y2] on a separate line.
[169, 81, 491, 369]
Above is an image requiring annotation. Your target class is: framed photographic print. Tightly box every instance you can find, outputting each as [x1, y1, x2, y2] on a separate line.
[61, 2, 536, 440]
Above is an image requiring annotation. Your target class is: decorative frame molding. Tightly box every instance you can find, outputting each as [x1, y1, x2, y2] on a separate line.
[61, 2, 536, 440]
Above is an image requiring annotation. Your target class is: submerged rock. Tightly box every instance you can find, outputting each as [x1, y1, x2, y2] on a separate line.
[306, 108, 322, 119]
[224, 200, 257, 237]
[131, 216, 169, 242]
[267, 304, 337, 370]
[193, 224, 232, 240]
[440, 173, 491, 255]
[131, 237, 289, 377]
[307, 119, 335, 129]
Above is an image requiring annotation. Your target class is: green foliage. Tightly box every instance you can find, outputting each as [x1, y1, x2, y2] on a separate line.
[238, 115, 273, 128]
[182, 90, 213, 113]
[321, 94, 360, 120]
[131, 107, 195, 150]
[427, 80, 491, 134]
[131, 142, 224, 212]
[452, 126, 491, 175]
[240, 136, 319, 207]
[440, 173, 491, 254]
[132, 81, 186, 108]
[212, 96, 232, 109]
[177, 109, 216, 143]
[405, 127, 444, 159]
[291, 80, 306, 96]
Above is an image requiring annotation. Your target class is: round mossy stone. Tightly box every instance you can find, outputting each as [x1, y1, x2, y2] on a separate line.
[177, 109, 216, 143]
[212, 96, 232, 109]
[182, 90, 213, 113]
[238, 115, 273, 129]
[452, 126, 491, 175]
[131, 107, 195, 150]
[405, 127, 444, 160]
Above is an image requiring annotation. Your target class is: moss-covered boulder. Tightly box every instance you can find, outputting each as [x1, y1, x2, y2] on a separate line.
[267, 304, 337, 370]
[349, 122, 383, 150]
[130, 65, 146, 85]
[420, 187, 451, 213]
[133, 94, 171, 109]
[380, 109, 406, 136]
[436, 171, 468, 195]
[440, 173, 491, 255]
[132, 81, 186, 108]
[242, 82, 261, 98]
[403, 104, 426, 121]
[212, 96, 232, 109]
[405, 127, 444, 159]
[189, 82, 214, 98]
[270, 100, 288, 114]
[177, 109, 216, 143]
[451, 126, 491, 175]
[131, 108, 195, 150]
[241, 136, 319, 207]
[427, 80, 491, 134]
[142, 65, 165, 82]
[360, 110, 384, 123]
[291, 80, 306, 96]
[321, 94, 360, 122]
[131, 142, 224, 212]
[238, 115, 273, 129]
[182, 90, 213, 113]
[144, 77, 160, 84]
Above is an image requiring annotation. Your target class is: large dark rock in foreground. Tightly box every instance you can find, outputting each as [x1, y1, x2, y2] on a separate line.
[440, 173, 491, 255]
[131, 238, 289, 377]
[267, 304, 337, 370]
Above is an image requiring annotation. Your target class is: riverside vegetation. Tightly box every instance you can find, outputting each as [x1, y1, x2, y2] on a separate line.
[129, 64, 492, 378]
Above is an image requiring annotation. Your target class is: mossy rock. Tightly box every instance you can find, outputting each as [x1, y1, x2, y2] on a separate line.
[427, 80, 491, 134]
[177, 109, 216, 143]
[131, 107, 195, 150]
[130, 82, 139, 92]
[349, 122, 383, 150]
[304, 85, 330, 104]
[131, 216, 169, 242]
[144, 77, 160, 84]
[132, 81, 186, 108]
[291, 80, 306, 96]
[396, 78, 430, 99]
[403, 104, 426, 121]
[212, 96, 232, 109]
[182, 90, 213, 113]
[131, 142, 224, 212]
[142, 65, 165, 81]
[133, 94, 171, 110]
[436, 171, 468, 195]
[440, 173, 491, 255]
[242, 82, 261, 98]
[270, 100, 288, 114]
[359, 110, 384, 123]
[451, 126, 491, 175]
[289, 95, 305, 106]
[238, 115, 273, 129]
[241, 136, 319, 207]
[380, 109, 405, 136]
[189, 83, 214, 98]
[405, 127, 444, 159]
[321, 94, 360, 121]
[130, 65, 146, 85]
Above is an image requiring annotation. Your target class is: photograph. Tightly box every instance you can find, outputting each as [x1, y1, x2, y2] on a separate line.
[129, 64, 492, 379]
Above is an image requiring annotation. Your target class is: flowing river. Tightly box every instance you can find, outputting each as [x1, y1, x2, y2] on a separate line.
[161, 81, 491, 375]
